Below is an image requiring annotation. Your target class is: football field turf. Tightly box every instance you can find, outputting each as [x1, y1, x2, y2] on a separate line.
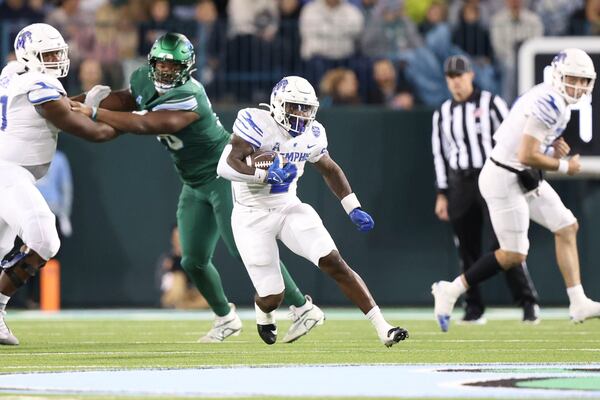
[0, 308, 599, 399]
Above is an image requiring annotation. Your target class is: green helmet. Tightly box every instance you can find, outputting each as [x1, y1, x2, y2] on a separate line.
[148, 32, 195, 92]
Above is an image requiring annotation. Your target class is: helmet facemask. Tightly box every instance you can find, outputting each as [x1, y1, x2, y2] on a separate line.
[147, 32, 196, 93]
[559, 74, 595, 104]
[269, 76, 320, 138]
[283, 102, 318, 137]
[37, 47, 70, 78]
[149, 58, 191, 92]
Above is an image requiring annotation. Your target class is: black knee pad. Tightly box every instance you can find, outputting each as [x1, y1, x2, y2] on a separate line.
[1, 251, 45, 289]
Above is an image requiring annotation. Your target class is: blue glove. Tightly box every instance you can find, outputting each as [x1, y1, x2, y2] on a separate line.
[266, 157, 297, 185]
[281, 162, 297, 182]
[349, 208, 375, 232]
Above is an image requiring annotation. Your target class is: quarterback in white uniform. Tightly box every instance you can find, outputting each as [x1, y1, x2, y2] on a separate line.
[0, 24, 118, 345]
[432, 48, 600, 332]
[217, 76, 408, 347]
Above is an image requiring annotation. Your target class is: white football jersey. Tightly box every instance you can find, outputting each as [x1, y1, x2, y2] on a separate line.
[232, 108, 328, 208]
[0, 62, 66, 168]
[490, 83, 570, 169]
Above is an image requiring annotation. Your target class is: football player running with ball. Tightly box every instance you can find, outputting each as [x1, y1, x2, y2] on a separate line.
[71, 33, 323, 344]
[217, 76, 409, 347]
[432, 48, 600, 332]
[0, 23, 119, 345]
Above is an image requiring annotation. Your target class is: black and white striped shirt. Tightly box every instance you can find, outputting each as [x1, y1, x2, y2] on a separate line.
[432, 88, 509, 192]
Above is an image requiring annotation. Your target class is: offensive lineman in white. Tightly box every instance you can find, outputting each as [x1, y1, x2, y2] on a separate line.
[432, 48, 600, 332]
[217, 76, 408, 347]
[0, 24, 119, 345]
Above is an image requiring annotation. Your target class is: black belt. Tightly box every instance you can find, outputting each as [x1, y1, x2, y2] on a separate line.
[490, 157, 543, 192]
[448, 168, 481, 179]
[490, 157, 519, 173]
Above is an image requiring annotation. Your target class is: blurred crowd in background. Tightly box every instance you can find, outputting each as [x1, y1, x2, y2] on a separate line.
[0, 0, 598, 109]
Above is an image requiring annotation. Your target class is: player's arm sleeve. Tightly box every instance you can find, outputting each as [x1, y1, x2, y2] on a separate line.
[217, 144, 265, 183]
[96, 107, 198, 135]
[151, 93, 199, 113]
[523, 115, 553, 143]
[527, 94, 561, 142]
[232, 109, 263, 149]
[431, 110, 449, 193]
[307, 124, 328, 163]
[27, 80, 65, 105]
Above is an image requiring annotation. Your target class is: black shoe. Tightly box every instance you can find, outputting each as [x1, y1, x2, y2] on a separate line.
[381, 327, 409, 348]
[523, 302, 540, 324]
[459, 311, 487, 325]
[257, 323, 277, 345]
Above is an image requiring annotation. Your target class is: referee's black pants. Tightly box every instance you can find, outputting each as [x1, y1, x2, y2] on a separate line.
[447, 169, 538, 318]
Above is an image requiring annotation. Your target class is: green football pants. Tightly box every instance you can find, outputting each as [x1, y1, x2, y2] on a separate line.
[177, 178, 305, 317]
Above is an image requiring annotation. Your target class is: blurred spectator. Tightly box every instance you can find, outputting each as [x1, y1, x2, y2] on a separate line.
[115, 3, 141, 60]
[448, 0, 493, 28]
[91, 3, 123, 88]
[77, 58, 104, 93]
[156, 225, 209, 310]
[138, 0, 178, 56]
[36, 150, 73, 242]
[299, 0, 364, 83]
[419, 1, 447, 35]
[227, 0, 278, 42]
[568, 0, 600, 36]
[194, 0, 220, 88]
[367, 59, 415, 109]
[46, 0, 95, 65]
[452, 1, 493, 61]
[534, 0, 583, 36]
[299, 0, 363, 60]
[0, 0, 44, 49]
[360, 0, 423, 60]
[277, 0, 304, 74]
[221, 0, 279, 101]
[490, 0, 543, 102]
[319, 67, 361, 105]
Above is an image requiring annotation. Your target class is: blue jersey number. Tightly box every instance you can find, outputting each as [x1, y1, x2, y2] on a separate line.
[270, 183, 290, 193]
[0, 95, 7, 131]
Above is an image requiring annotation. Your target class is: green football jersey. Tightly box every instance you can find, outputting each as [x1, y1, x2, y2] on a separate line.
[129, 65, 231, 187]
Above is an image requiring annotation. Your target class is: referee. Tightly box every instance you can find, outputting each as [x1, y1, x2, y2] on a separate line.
[431, 55, 539, 323]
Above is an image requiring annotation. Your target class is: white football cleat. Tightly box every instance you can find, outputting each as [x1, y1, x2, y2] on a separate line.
[569, 298, 600, 323]
[282, 295, 325, 344]
[0, 311, 19, 346]
[197, 303, 242, 343]
[431, 281, 459, 332]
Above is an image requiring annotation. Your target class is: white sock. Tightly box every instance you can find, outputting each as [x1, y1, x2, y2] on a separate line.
[450, 277, 467, 297]
[0, 293, 9, 312]
[567, 284, 586, 305]
[255, 303, 274, 325]
[366, 306, 394, 337]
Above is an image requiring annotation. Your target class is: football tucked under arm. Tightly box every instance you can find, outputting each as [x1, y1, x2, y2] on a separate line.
[217, 145, 270, 184]
[245, 150, 285, 170]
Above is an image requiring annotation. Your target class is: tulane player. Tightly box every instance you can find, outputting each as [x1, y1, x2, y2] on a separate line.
[0, 23, 119, 345]
[217, 76, 409, 347]
[71, 33, 323, 343]
[432, 48, 600, 332]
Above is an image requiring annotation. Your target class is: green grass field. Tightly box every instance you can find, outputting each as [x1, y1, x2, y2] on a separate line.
[1, 309, 599, 399]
